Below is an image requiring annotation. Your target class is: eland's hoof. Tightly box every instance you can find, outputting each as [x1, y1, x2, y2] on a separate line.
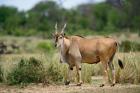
[111, 83, 115, 87]
[76, 83, 82, 86]
[76, 82, 82, 86]
[100, 84, 105, 87]
[65, 80, 70, 85]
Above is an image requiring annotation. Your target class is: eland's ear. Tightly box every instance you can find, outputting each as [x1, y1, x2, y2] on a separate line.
[61, 23, 67, 34]
[61, 32, 65, 37]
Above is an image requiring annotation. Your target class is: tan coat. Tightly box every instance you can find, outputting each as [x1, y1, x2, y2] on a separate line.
[62, 36, 117, 66]
[53, 23, 123, 86]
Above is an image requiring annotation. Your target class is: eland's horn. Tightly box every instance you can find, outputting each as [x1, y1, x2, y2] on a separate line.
[61, 23, 67, 33]
[55, 22, 58, 32]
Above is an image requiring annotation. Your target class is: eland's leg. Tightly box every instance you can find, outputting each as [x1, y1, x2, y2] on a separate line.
[108, 53, 116, 87]
[75, 63, 83, 86]
[100, 62, 109, 87]
[65, 66, 73, 85]
[109, 62, 115, 86]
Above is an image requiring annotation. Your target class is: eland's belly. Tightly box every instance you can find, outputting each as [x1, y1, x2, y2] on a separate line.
[81, 53, 100, 64]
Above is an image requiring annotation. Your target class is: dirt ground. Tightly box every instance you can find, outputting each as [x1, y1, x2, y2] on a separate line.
[0, 76, 140, 93]
[0, 83, 140, 93]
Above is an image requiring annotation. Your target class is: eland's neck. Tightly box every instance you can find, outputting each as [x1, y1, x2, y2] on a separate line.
[60, 37, 70, 54]
[59, 37, 70, 63]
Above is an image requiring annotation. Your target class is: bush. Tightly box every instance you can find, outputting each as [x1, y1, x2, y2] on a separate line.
[120, 40, 140, 52]
[45, 63, 63, 84]
[7, 57, 46, 85]
[6, 57, 64, 85]
[115, 53, 140, 84]
[13, 28, 38, 36]
[81, 64, 92, 83]
[37, 41, 55, 53]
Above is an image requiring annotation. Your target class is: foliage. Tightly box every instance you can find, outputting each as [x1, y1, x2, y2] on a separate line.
[4, 56, 64, 85]
[7, 57, 46, 85]
[45, 62, 63, 84]
[115, 53, 140, 84]
[0, 0, 140, 37]
[0, 52, 139, 85]
[120, 40, 140, 52]
[37, 41, 55, 53]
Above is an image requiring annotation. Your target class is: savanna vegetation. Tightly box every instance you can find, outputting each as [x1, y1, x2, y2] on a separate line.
[0, 35, 139, 86]
[0, 0, 140, 37]
[0, 0, 140, 87]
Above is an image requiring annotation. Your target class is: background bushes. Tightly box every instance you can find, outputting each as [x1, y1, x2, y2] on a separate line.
[120, 40, 140, 52]
[0, 0, 140, 37]
[45, 62, 63, 84]
[7, 57, 46, 85]
[0, 53, 140, 85]
[37, 41, 55, 53]
[2, 57, 64, 85]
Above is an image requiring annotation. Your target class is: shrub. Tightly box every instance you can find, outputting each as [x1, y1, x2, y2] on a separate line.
[6, 57, 64, 85]
[120, 40, 140, 52]
[115, 53, 140, 84]
[37, 41, 55, 53]
[45, 63, 63, 84]
[7, 57, 46, 85]
[81, 64, 92, 83]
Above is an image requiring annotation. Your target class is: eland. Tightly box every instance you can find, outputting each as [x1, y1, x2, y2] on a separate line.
[52, 23, 124, 87]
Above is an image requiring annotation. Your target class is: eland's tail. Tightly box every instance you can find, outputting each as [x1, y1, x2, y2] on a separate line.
[118, 59, 124, 69]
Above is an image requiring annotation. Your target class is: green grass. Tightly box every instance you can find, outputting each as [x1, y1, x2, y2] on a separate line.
[36, 40, 55, 53]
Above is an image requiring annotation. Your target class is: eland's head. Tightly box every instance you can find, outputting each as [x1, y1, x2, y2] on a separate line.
[52, 23, 67, 47]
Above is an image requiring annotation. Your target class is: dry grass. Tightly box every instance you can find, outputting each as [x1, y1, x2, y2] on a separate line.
[0, 52, 139, 85]
[0, 35, 139, 85]
[115, 52, 140, 84]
